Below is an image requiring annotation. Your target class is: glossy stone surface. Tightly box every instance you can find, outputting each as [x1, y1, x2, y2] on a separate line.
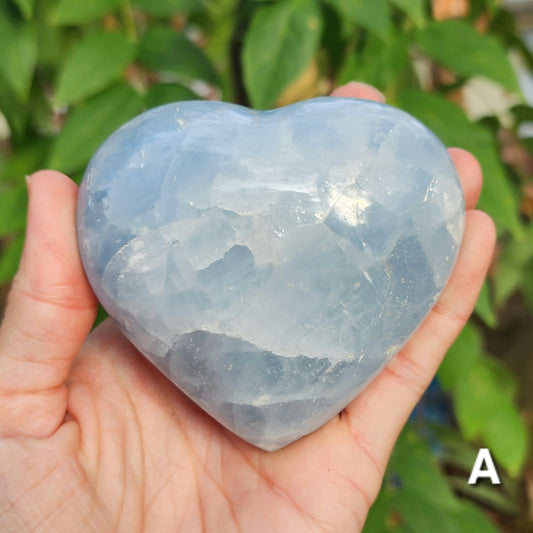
[77, 98, 464, 451]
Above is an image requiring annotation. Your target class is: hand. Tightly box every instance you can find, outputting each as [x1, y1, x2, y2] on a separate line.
[0, 82, 495, 533]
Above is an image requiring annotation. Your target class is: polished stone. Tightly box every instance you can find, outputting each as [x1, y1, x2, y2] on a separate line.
[76, 97, 464, 451]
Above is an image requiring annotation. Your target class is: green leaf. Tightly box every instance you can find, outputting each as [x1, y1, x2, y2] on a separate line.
[367, 489, 503, 532]
[28, 82, 56, 136]
[361, 488, 397, 533]
[448, 501, 502, 533]
[204, 0, 239, 101]
[485, 0, 503, 15]
[0, 78, 28, 138]
[52, 0, 121, 25]
[321, 2, 346, 74]
[139, 26, 218, 85]
[523, 258, 533, 316]
[393, 490, 465, 533]
[55, 32, 137, 106]
[0, 10, 37, 100]
[415, 20, 520, 92]
[388, 428, 458, 511]
[133, 0, 201, 16]
[0, 153, 5, 181]
[92, 304, 109, 329]
[48, 84, 143, 174]
[32, 2, 67, 68]
[366, 476, 503, 532]
[12, 0, 36, 18]
[366, 427, 505, 532]
[397, 91, 523, 239]
[510, 103, 533, 125]
[474, 280, 497, 327]
[2, 140, 50, 186]
[0, 185, 28, 237]
[243, 0, 322, 109]
[455, 357, 528, 475]
[493, 238, 532, 306]
[389, 0, 426, 28]
[0, 234, 24, 284]
[435, 426, 520, 514]
[144, 83, 199, 109]
[205, 1, 238, 67]
[455, 358, 503, 440]
[438, 323, 482, 390]
[436, 425, 487, 473]
[325, 0, 390, 38]
[484, 397, 528, 477]
[338, 28, 409, 93]
[485, 357, 519, 400]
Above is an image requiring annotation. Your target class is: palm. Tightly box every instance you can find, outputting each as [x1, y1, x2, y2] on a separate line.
[79, 320, 379, 531]
[3, 319, 375, 532]
[0, 84, 495, 533]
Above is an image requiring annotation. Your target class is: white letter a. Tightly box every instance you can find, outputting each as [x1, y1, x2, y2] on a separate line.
[468, 448, 501, 485]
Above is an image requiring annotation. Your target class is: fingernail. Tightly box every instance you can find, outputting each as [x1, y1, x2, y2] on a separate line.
[348, 81, 386, 103]
[25, 174, 32, 188]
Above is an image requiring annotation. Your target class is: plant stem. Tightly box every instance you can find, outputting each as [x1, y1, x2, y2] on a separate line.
[120, 0, 138, 42]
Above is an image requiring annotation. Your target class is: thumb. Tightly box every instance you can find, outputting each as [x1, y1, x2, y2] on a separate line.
[0, 170, 97, 438]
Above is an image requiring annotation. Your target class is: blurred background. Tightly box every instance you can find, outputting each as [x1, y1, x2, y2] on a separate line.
[1, 0, 533, 530]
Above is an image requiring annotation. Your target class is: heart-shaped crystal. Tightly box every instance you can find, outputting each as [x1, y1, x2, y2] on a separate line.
[77, 97, 464, 451]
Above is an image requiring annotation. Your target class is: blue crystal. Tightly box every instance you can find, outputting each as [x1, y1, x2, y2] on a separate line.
[76, 98, 464, 451]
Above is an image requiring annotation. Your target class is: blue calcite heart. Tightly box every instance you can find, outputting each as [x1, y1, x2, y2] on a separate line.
[77, 97, 464, 451]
